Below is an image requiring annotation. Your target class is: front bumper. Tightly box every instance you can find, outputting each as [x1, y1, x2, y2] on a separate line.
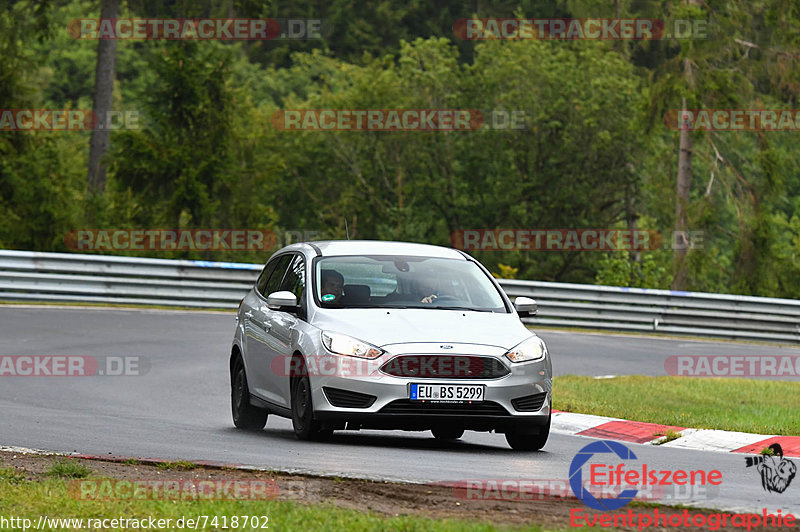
[310, 353, 552, 433]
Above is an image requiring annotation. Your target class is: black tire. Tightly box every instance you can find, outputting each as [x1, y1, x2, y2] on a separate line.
[505, 417, 550, 451]
[291, 364, 332, 441]
[231, 358, 268, 430]
[431, 427, 465, 440]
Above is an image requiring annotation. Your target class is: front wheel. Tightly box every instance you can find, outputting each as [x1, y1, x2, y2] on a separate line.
[231, 359, 268, 430]
[505, 417, 550, 451]
[291, 370, 332, 441]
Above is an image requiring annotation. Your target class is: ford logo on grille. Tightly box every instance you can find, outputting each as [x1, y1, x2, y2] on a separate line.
[440, 345, 453, 349]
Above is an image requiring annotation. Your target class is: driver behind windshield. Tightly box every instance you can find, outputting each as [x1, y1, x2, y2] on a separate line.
[413, 276, 439, 304]
[320, 270, 344, 303]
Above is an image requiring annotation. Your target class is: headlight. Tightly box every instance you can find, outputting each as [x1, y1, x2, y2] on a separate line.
[505, 335, 547, 363]
[321, 331, 383, 359]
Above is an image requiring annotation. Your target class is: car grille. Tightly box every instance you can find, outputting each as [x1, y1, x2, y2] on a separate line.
[379, 399, 511, 416]
[323, 387, 377, 409]
[380, 355, 510, 379]
[511, 392, 548, 412]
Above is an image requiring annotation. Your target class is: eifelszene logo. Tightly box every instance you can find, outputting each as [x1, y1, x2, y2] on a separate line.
[745, 443, 797, 494]
[569, 440, 722, 511]
[570, 440, 639, 510]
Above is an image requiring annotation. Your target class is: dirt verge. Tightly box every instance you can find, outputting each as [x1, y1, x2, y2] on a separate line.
[0, 451, 791, 531]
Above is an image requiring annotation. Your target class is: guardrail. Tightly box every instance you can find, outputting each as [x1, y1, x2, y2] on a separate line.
[1, 250, 799, 343]
[504, 280, 800, 343]
[0, 250, 260, 309]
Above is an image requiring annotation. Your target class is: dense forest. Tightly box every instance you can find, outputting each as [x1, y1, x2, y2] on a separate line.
[2, 0, 800, 297]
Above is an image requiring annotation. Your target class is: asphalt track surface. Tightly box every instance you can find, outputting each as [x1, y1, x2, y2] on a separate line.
[1, 306, 799, 514]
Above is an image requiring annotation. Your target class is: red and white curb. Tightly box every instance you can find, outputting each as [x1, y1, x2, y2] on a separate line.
[551, 411, 800, 457]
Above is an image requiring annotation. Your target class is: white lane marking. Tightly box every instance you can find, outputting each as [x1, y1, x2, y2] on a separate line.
[551, 411, 622, 434]
[656, 429, 774, 453]
[0, 445, 68, 455]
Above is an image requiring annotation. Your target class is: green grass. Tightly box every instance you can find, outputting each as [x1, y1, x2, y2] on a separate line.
[554, 375, 800, 435]
[155, 460, 198, 471]
[0, 466, 26, 484]
[0, 476, 560, 532]
[47, 460, 91, 479]
[652, 429, 682, 445]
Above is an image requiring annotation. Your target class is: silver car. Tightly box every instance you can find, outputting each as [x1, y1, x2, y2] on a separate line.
[229, 240, 552, 451]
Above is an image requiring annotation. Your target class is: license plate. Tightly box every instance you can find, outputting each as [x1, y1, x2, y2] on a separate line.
[409, 383, 484, 402]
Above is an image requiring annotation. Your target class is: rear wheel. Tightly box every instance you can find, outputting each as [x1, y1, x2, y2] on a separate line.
[291, 361, 332, 441]
[431, 427, 465, 440]
[231, 358, 268, 430]
[505, 416, 550, 451]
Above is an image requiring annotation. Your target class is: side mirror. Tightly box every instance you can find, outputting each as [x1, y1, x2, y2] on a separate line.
[514, 296, 537, 318]
[267, 291, 299, 312]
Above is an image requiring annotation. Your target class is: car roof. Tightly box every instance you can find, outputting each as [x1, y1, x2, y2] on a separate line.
[280, 240, 467, 260]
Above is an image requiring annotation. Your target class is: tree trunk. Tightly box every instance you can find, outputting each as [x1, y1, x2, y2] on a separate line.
[87, 0, 120, 194]
[671, 97, 693, 289]
[625, 176, 639, 263]
[396, 151, 403, 238]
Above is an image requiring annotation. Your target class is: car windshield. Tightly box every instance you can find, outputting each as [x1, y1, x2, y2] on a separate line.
[315, 255, 507, 312]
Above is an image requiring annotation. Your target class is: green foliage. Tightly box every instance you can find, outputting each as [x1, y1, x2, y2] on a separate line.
[653, 429, 682, 445]
[0, 466, 26, 484]
[595, 251, 672, 289]
[3, 0, 800, 298]
[155, 460, 198, 471]
[493, 264, 519, 280]
[47, 459, 91, 479]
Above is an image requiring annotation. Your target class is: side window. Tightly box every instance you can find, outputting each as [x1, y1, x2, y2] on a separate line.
[260, 255, 292, 297]
[280, 254, 306, 300]
[256, 261, 278, 296]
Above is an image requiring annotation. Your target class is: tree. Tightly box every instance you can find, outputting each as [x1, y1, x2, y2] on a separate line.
[87, 0, 120, 196]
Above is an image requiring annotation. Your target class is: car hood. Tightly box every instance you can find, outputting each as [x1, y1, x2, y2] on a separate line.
[311, 308, 534, 351]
